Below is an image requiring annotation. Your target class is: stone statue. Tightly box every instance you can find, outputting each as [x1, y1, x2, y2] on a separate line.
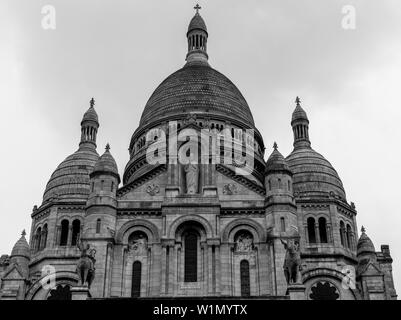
[235, 233, 254, 252]
[281, 239, 302, 285]
[184, 161, 198, 194]
[76, 240, 96, 288]
[129, 234, 148, 255]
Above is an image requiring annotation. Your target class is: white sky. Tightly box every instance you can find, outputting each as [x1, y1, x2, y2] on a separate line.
[1, 0, 400, 293]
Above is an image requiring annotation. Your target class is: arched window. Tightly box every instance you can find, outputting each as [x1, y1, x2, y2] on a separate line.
[280, 217, 286, 232]
[307, 217, 316, 243]
[240, 260, 251, 297]
[339, 221, 345, 246]
[346, 224, 352, 249]
[60, 220, 69, 246]
[96, 219, 101, 234]
[71, 220, 81, 246]
[42, 224, 48, 250]
[184, 232, 198, 282]
[47, 285, 72, 300]
[318, 217, 328, 243]
[131, 261, 142, 298]
[309, 282, 340, 300]
[35, 227, 42, 252]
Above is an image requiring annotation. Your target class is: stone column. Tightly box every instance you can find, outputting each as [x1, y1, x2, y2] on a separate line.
[67, 225, 73, 246]
[314, 223, 320, 243]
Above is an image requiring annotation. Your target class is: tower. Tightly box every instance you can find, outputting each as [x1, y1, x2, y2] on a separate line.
[186, 4, 208, 65]
[84, 144, 120, 297]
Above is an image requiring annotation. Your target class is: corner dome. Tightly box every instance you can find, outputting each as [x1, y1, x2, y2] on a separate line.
[286, 147, 346, 200]
[42, 147, 99, 203]
[357, 227, 376, 256]
[11, 231, 30, 259]
[187, 12, 207, 35]
[138, 64, 255, 129]
[91, 144, 120, 182]
[266, 143, 291, 175]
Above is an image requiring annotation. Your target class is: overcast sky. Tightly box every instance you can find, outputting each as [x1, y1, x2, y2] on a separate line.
[1, 0, 400, 293]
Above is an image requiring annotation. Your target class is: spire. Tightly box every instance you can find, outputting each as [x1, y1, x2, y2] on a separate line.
[80, 97, 99, 149]
[186, 5, 209, 66]
[291, 96, 311, 149]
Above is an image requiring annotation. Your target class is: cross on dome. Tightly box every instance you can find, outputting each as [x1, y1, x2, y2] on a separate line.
[194, 4, 201, 14]
[90, 97, 95, 108]
[295, 96, 301, 107]
[273, 142, 278, 150]
[105, 143, 110, 151]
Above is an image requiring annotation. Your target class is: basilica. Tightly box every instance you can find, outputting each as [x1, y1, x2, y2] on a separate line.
[0, 7, 397, 300]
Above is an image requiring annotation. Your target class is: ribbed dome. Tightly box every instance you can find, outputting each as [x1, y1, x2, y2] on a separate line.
[286, 147, 346, 200]
[187, 13, 207, 34]
[291, 103, 308, 123]
[138, 64, 255, 128]
[357, 228, 376, 257]
[82, 105, 98, 123]
[91, 145, 120, 181]
[266, 144, 291, 175]
[11, 231, 30, 259]
[43, 147, 99, 203]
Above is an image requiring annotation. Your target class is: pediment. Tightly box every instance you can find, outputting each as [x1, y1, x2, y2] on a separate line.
[2, 264, 24, 280]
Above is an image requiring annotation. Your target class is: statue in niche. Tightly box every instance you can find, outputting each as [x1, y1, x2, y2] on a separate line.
[235, 232, 254, 252]
[129, 233, 148, 255]
[281, 238, 302, 285]
[184, 161, 199, 194]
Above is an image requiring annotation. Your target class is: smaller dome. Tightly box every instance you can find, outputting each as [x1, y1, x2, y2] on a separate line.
[187, 13, 207, 35]
[266, 143, 291, 175]
[357, 227, 376, 257]
[11, 230, 30, 259]
[291, 103, 308, 123]
[82, 105, 98, 124]
[91, 144, 120, 181]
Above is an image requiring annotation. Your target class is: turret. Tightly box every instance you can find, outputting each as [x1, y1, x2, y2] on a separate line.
[80, 98, 99, 150]
[10, 230, 30, 278]
[265, 142, 294, 204]
[186, 4, 209, 66]
[291, 97, 310, 149]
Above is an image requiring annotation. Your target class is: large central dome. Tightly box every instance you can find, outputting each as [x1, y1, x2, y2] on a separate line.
[138, 64, 255, 128]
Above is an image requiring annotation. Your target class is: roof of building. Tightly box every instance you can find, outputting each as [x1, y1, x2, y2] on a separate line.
[266, 143, 292, 175]
[286, 146, 346, 200]
[138, 64, 255, 129]
[42, 147, 99, 203]
[82, 104, 99, 124]
[357, 227, 376, 256]
[187, 12, 207, 34]
[91, 144, 120, 181]
[11, 230, 30, 259]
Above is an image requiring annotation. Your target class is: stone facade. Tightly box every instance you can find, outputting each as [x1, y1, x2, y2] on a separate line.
[0, 9, 397, 300]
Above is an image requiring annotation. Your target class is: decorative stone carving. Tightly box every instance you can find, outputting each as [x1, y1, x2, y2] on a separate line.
[223, 183, 237, 195]
[281, 239, 302, 285]
[128, 233, 148, 255]
[76, 241, 96, 288]
[235, 232, 254, 252]
[146, 184, 160, 196]
[184, 162, 198, 194]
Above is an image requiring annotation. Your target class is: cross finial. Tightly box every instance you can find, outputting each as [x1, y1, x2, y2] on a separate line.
[295, 96, 301, 107]
[90, 97, 95, 108]
[21, 229, 26, 237]
[105, 143, 110, 151]
[361, 226, 366, 233]
[273, 142, 278, 150]
[194, 3, 201, 14]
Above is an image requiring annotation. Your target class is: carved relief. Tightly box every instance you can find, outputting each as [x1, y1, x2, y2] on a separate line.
[128, 232, 148, 256]
[235, 232, 254, 252]
[223, 183, 238, 195]
[146, 184, 160, 196]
